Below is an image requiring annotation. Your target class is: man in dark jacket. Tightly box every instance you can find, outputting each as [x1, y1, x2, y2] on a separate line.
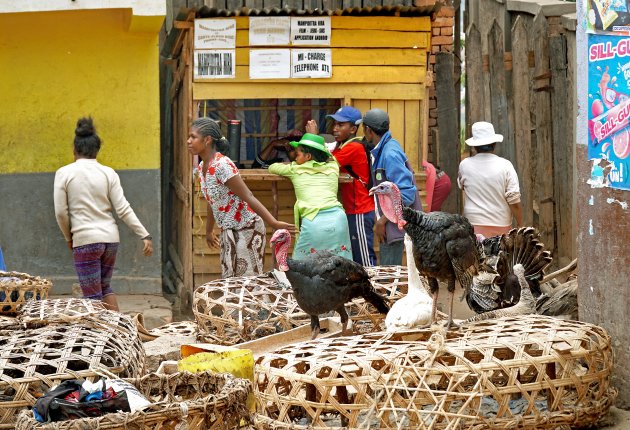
[359, 108, 421, 265]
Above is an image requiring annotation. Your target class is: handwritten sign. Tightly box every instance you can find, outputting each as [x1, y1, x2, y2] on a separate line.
[291, 49, 332, 78]
[290, 17, 331, 46]
[249, 17, 291, 46]
[250, 49, 291, 79]
[194, 19, 236, 49]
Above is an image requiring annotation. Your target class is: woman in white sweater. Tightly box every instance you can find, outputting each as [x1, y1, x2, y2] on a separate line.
[54, 117, 153, 311]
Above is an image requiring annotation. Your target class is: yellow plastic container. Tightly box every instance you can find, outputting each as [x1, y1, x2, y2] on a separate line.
[178, 349, 255, 412]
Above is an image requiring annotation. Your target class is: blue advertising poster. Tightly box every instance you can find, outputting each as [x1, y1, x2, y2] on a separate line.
[587, 0, 630, 34]
[588, 33, 630, 189]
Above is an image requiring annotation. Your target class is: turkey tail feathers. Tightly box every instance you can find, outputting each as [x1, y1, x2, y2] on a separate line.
[503, 227, 552, 281]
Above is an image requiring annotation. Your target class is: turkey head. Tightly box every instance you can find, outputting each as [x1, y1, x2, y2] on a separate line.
[369, 181, 407, 230]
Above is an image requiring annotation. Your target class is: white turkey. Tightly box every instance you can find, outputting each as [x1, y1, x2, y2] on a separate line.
[270, 229, 390, 339]
[370, 181, 482, 329]
[384, 234, 433, 331]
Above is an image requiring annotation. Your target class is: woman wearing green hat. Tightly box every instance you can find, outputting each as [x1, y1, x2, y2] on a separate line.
[269, 133, 352, 260]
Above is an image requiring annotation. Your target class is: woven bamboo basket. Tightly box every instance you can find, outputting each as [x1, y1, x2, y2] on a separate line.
[0, 271, 52, 315]
[15, 371, 252, 430]
[17, 298, 107, 325]
[0, 307, 145, 429]
[253, 315, 615, 430]
[133, 312, 199, 342]
[193, 265, 411, 345]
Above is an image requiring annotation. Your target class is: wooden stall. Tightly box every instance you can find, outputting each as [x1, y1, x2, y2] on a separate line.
[162, 6, 436, 302]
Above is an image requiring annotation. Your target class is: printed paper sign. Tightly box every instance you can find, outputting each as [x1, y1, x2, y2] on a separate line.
[194, 19, 236, 49]
[250, 49, 291, 79]
[290, 17, 331, 45]
[249, 17, 291, 46]
[194, 50, 235, 79]
[291, 49, 332, 78]
[587, 33, 630, 190]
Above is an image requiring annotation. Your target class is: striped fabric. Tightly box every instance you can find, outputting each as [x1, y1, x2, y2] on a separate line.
[199, 99, 340, 162]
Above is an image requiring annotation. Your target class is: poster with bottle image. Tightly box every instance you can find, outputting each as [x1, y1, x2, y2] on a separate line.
[588, 33, 630, 189]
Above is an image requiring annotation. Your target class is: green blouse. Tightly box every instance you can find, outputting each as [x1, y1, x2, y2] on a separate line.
[268, 160, 343, 227]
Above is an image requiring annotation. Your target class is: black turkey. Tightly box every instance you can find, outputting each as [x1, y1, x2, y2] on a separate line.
[369, 181, 482, 329]
[467, 227, 552, 314]
[270, 229, 389, 339]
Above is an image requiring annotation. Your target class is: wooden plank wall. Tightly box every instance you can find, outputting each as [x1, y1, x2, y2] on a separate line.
[185, 15, 432, 285]
[464, 2, 576, 266]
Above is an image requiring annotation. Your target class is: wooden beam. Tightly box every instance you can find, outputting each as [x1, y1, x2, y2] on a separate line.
[193, 82, 426, 100]
[511, 16, 533, 227]
[233, 47, 427, 67]
[435, 52, 460, 214]
[174, 20, 194, 29]
[194, 65, 425, 84]
[532, 12, 555, 255]
[235, 29, 430, 48]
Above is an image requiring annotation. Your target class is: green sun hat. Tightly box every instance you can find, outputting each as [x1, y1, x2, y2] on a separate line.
[289, 133, 331, 156]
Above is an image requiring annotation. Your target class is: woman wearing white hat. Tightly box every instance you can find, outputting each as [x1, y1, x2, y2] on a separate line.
[458, 121, 523, 238]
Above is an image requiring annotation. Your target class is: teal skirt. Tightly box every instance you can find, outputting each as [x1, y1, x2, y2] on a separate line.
[293, 207, 352, 260]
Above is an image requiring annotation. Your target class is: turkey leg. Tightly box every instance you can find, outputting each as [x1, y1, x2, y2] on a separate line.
[429, 277, 439, 325]
[310, 315, 321, 340]
[337, 306, 351, 336]
[445, 279, 459, 329]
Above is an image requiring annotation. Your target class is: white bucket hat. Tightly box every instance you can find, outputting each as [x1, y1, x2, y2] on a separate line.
[465, 121, 504, 146]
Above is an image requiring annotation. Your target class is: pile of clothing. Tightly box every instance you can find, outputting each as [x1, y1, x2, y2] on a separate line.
[33, 378, 150, 423]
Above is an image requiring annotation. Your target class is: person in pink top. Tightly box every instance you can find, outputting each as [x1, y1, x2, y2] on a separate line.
[458, 121, 523, 238]
[188, 117, 294, 278]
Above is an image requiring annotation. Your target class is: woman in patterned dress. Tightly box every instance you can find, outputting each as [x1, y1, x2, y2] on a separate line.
[188, 117, 294, 278]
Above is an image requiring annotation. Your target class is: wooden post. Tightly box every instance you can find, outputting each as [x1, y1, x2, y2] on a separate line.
[488, 20, 514, 162]
[435, 52, 460, 214]
[465, 23, 483, 159]
[549, 33, 572, 264]
[511, 16, 533, 227]
[532, 13, 556, 256]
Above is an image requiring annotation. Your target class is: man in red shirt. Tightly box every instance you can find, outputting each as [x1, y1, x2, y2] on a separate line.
[306, 106, 376, 266]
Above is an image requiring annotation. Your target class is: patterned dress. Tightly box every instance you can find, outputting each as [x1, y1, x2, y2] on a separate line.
[197, 153, 266, 277]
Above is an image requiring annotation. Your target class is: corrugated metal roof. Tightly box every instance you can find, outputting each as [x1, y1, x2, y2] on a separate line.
[197, 3, 437, 17]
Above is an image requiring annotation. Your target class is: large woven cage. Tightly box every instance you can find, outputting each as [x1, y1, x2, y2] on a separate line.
[193, 265, 413, 345]
[0, 299, 145, 429]
[0, 271, 52, 315]
[15, 371, 252, 430]
[253, 315, 615, 430]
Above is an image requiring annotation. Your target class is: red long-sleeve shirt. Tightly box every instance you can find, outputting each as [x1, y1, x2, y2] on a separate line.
[332, 139, 375, 215]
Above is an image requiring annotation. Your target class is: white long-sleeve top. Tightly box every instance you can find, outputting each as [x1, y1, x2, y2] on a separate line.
[53, 159, 149, 247]
[457, 153, 521, 227]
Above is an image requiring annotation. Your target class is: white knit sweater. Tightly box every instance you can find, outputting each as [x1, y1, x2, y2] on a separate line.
[53, 159, 149, 247]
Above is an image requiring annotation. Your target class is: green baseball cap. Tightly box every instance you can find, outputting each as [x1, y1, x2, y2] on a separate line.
[289, 133, 331, 155]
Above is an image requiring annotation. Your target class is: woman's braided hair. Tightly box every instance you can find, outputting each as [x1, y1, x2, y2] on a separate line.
[192, 117, 230, 154]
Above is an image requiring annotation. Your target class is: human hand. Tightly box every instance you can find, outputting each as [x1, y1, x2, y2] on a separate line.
[305, 120, 319, 135]
[374, 217, 387, 243]
[272, 220, 297, 233]
[272, 139, 290, 150]
[206, 231, 220, 248]
[67, 240, 73, 250]
[142, 239, 153, 257]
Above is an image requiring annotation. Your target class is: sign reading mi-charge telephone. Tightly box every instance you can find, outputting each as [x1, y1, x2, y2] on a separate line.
[290, 17, 331, 46]
[291, 49, 332, 78]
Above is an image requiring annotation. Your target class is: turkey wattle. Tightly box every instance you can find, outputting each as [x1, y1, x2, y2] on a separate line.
[369, 181, 482, 329]
[270, 229, 390, 339]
